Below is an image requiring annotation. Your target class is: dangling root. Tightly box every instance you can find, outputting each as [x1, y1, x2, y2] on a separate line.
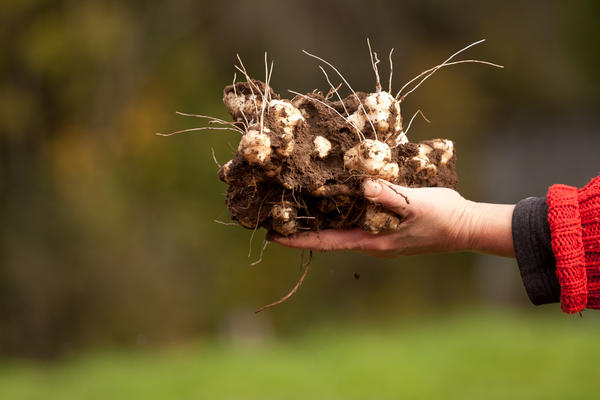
[255, 250, 312, 313]
[250, 239, 269, 266]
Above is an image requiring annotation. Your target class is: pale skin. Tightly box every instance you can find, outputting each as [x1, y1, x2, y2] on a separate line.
[272, 179, 515, 258]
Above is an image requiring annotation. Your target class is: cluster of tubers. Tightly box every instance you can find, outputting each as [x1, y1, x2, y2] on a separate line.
[159, 39, 502, 312]
[218, 80, 457, 235]
[163, 39, 502, 237]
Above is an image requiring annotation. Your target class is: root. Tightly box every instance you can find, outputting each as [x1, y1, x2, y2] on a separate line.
[214, 219, 240, 226]
[175, 111, 246, 133]
[288, 90, 363, 136]
[255, 250, 312, 313]
[302, 49, 377, 140]
[389, 109, 430, 147]
[388, 48, 394, 94]
[259, 52, 274, 136]
[317, 65, 365, 141]
[325, 82, 343, 101]
[235, 54, 261, 116]
[156, 126, 241, 136]
[250, 239, 269, 266]
[232, 72, 250, 127]
[397, 59, 504, 102]
[404, 109, 430, 135]
[318, 67, 351, 123]
[211, 147, 221, 168]
[378, 179, 410, 204]
[367, 38, 382, 92]
[395, 39, 503, 102]
[248, 196, 266, 258]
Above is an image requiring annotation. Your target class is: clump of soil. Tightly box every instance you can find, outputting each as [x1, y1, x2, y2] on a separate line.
[218, 79, 457, 236]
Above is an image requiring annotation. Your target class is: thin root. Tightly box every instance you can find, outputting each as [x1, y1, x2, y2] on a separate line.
[211, 147, 222, 168]
[248, 196, 266, 258]
[325, 82, 343, 101]
[388, 48, 394, 94]
[367, 38, 382, 92]
[232, 72, 250, 128]
[302, 49, 377, 140]
[214, 219, 240, 226]
[395, 39, 503, 101]
[317, 65, 364, 141]
[389, 109, 430, 147]
[156, 126, 241, 136]
[288, 90, 363, 138]
[378, 179, 410, 204]
[250, 240, 269, 266]
[255, 250, 313, 313]
[175, 111, 245, 133]
[235, 54, 261, 117]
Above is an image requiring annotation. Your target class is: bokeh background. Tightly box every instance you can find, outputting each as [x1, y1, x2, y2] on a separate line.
[2, 0, 600, 398]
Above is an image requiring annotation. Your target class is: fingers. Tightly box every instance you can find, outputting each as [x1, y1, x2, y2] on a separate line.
[271, 229, 377, 251]
[363, 179, 411, 217]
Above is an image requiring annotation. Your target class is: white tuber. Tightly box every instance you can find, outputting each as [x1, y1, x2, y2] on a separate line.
[269, 99, 303, 157]
[362, 205, 401, 234]
[411, 143, 436, 174]
[347, 91, 402, 137]
[432, 139, 454, 164]
[344, 139, 399, 181]
[269, 100, 304, 134]
[313, 136, 332, 159]
[223, 91, 261, 121]
[218, 159, 233, 183]
[270, 203, 298, 236]
[411, 139, 454, 174]
[238, 128, 271, 165]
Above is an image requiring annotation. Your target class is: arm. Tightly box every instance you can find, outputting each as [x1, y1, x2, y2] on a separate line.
[272, 179, 515, 258]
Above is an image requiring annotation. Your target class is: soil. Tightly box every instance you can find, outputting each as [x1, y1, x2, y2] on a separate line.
[219, 81, 457, 236]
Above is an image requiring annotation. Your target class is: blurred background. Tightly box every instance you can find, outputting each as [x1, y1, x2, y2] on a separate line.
[2, 0, 600, 398]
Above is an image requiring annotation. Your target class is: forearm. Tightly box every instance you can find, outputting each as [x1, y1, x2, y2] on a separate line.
[463, 201, 516, 257]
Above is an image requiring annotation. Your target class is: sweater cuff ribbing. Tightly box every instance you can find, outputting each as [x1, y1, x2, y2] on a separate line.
[547, 184, 587, 313]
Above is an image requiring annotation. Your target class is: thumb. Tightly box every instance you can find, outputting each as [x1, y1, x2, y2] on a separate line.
[363, 179, 411, 216]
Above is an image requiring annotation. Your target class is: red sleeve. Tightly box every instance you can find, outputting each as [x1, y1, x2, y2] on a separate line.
[547, 175, 600, 313]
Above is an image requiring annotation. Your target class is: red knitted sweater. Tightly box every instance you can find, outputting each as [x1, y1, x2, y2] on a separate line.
[547, 175, 600, 313]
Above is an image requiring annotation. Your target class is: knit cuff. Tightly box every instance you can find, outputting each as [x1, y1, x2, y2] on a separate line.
[577, 176, 600, 309]
[547, 184, 587, 313]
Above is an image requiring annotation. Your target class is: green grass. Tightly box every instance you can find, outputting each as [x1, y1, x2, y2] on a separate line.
[1, 310, 599, 399]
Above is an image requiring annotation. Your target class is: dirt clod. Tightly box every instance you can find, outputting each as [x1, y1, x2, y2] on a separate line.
[219, 81, 457, 236]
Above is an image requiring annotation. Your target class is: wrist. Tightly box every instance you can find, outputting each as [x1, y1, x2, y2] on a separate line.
[461, 200, 516, 257]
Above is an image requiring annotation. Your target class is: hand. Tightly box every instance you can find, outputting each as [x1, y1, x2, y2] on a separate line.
[272, 179, 515, 258]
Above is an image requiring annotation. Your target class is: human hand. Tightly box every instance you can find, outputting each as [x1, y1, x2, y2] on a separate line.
[271, 179, 515, 258]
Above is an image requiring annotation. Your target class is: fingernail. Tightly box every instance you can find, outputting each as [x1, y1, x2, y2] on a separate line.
[363, 180, 382, 198]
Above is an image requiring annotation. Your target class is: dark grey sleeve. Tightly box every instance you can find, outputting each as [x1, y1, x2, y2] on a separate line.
[512, 197, 560, 305]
